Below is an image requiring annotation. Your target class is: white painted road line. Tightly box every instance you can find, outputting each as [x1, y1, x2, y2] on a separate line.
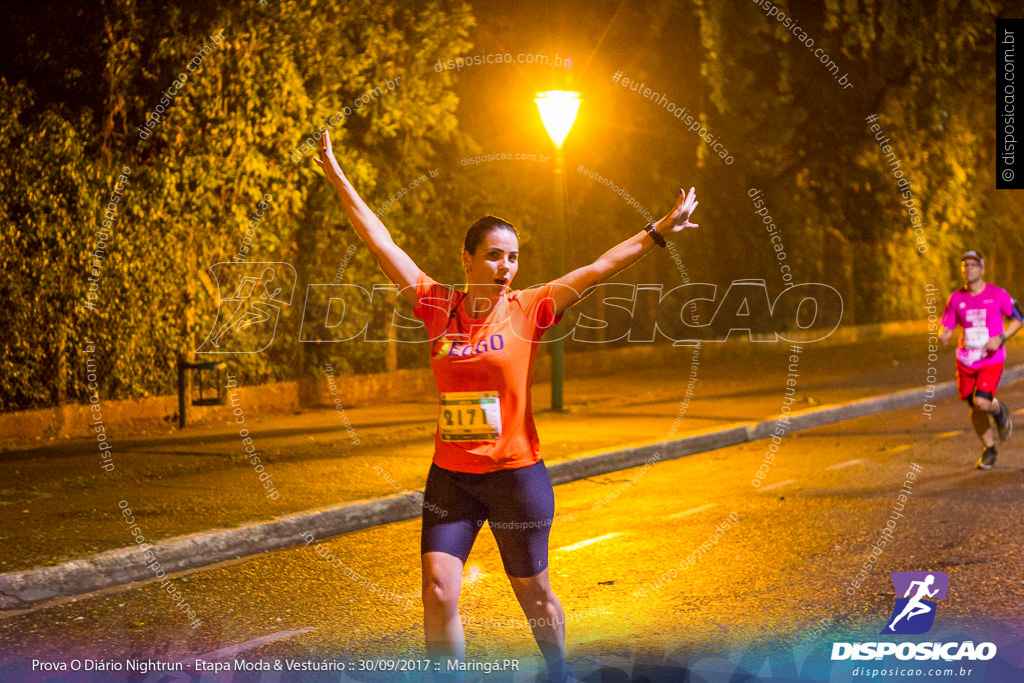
[554, 533, 623, 553]
[666, 504, 717, 519]
[193, 627, 316, 661]
[759, 479, 798, 493]
[826, 459, 866, 471]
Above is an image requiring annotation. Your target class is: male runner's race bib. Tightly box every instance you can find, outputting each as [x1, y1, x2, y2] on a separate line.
[964, 326, 989, 349]
[439, 391, 502, 442]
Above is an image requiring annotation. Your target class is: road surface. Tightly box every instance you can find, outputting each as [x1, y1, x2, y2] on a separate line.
[2, 378, 1021, 682]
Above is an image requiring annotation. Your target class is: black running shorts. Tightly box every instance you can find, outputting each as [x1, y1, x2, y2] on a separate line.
[420, 460, 556, 578]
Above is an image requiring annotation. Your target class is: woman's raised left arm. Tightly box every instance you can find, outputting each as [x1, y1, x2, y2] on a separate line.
[549, 187, 699, 316]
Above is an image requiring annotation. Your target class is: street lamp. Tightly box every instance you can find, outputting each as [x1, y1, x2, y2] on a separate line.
[535, 90, 581, 148]
[535, 90, 580, 412]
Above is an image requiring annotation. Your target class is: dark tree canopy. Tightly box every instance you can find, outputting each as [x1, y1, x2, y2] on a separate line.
[1, 0, 1019, 411]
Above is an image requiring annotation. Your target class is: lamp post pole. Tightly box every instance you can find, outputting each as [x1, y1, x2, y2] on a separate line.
[550, 145, 567, 412]
[534, 90, 580, 412]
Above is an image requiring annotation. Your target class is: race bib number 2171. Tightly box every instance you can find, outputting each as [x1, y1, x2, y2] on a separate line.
[439, 391, 502, 442]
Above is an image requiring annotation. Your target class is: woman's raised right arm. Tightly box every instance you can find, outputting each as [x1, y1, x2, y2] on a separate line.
[315, 131, 421, 306]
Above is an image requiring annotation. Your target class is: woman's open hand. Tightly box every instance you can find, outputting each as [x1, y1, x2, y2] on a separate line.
[314, 130, 346, 186]
[657, 187, 699, 235]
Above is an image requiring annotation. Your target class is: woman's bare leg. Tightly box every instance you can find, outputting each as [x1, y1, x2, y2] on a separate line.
[422, 551, 466, 660]
[508, 568, 569, 681]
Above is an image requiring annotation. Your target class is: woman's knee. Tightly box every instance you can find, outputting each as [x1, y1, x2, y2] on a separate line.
[509, 573, 555, 605]
[422, 555, 462, 609]
[422, 582, 459, 612]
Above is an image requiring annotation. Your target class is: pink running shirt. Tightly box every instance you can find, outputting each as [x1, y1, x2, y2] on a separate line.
[941, 283, 1017, 369]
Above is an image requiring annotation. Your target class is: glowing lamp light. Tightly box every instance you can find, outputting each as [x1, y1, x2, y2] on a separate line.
[534, 90, 581, 148]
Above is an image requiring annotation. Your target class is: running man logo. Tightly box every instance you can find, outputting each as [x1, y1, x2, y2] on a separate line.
[197, 262, 296, 354]
[880, 571, 949, 635]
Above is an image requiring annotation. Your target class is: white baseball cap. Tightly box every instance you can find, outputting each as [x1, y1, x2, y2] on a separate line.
[960, 250, 984, 267]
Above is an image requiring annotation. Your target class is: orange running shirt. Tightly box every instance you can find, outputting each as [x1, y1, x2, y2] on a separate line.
[413, 271, 563, 473]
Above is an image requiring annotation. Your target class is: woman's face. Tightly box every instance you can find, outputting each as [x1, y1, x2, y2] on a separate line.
[462, 228, 519, 295]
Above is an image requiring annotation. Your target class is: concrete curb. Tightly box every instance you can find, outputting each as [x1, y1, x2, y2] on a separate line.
[0, 495, 425, 611]
[2, 364, 1021, 611]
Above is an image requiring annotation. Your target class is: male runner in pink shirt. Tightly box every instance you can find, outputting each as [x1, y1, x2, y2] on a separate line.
[940, 250, 1024, 469]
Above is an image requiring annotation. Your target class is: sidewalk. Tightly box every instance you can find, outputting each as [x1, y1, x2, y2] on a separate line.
[1, 333, 1019, 581]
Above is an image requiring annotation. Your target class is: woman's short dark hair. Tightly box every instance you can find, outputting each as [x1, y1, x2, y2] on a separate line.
[463, 216, 519, 255]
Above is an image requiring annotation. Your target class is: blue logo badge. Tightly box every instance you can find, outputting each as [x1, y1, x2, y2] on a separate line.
[881, 571, 949, 635]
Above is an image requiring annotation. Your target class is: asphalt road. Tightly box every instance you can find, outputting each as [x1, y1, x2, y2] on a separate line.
[2, 378, 1021, 682]
[6, 335, 1022, 575]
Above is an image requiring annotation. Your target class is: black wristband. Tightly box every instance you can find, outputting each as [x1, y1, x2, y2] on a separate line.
[644, 223, 667, 248]
[999, 333, 1007, 346]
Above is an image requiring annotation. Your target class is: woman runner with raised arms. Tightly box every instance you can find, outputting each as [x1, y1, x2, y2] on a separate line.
[316, 130, 699, 682]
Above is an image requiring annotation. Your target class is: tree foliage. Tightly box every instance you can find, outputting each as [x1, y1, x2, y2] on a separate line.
[0, 0, 475, 410]
[692, 0, 1018, 321]
[2, 0, 1021, 411]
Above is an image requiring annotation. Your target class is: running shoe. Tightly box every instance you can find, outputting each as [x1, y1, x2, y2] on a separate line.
[994, 400, 1013, 442]
[975, 446, 998, 470]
